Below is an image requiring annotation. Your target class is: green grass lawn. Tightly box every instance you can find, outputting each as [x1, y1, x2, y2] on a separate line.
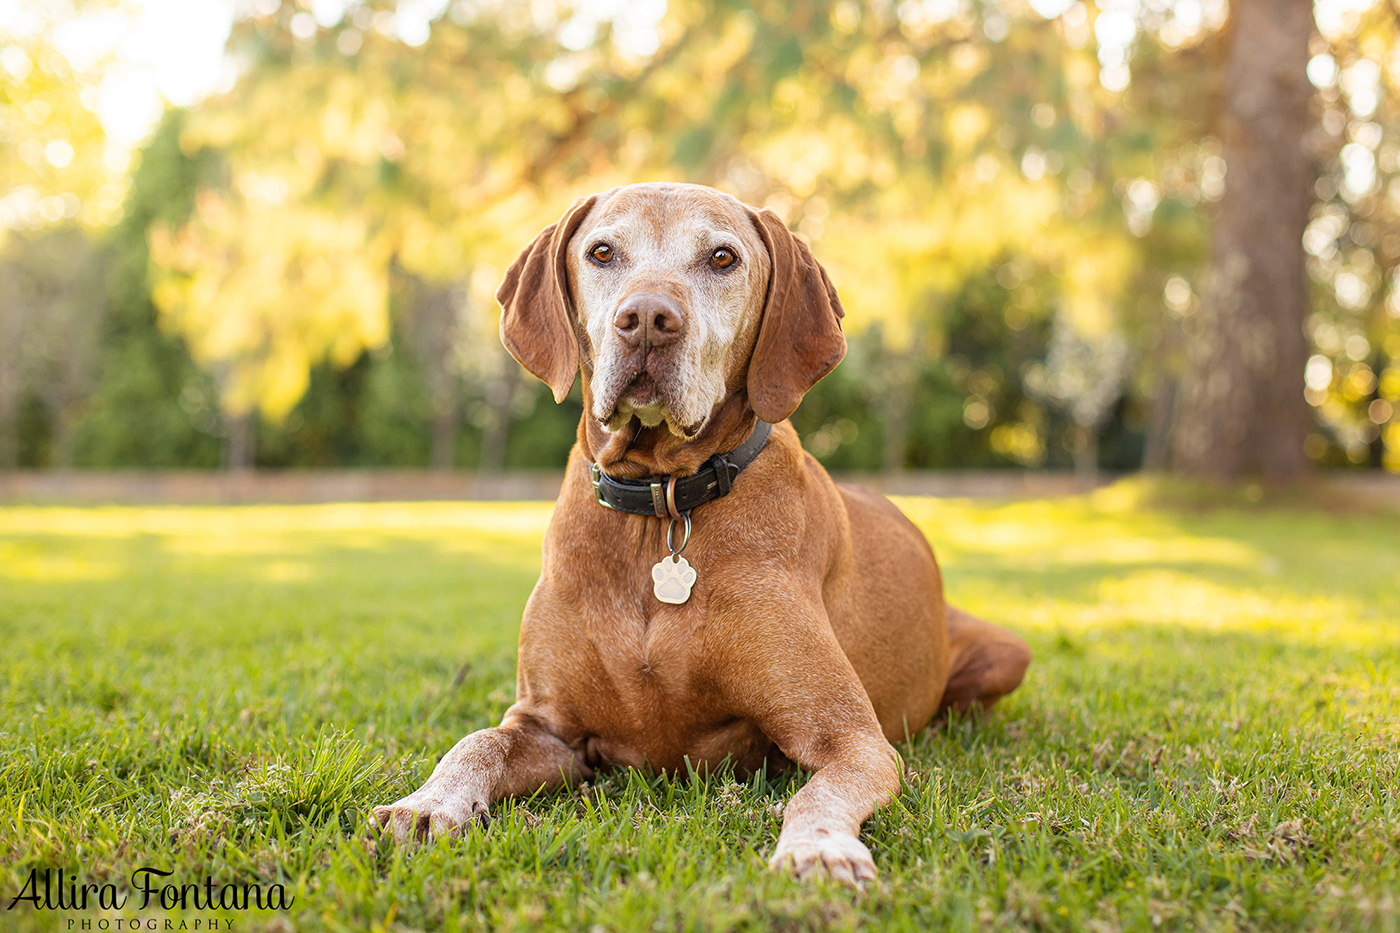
[1, 490, 1397, 932]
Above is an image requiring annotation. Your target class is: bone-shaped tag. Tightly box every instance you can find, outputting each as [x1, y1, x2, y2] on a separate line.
[651, 554, 696, 605]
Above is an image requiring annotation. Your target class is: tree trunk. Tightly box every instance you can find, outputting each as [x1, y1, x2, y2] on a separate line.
[224, 411, 254, 471]
[0, 413, 15, 469]
[1169, 0, 1314, 479]
[0, 278, 19, 469]
[430, 405, 458, 471]
[1368, 353, 1386, 469]
[397, 268, 464, 473]
[49, 409, 77, 469]
[478, 358, 521, 476]
[0, 389, 16, 470]
[1141, 377, 1177, 472]
[1073, 423, 1098, 488]
[881, 347, 916, 474]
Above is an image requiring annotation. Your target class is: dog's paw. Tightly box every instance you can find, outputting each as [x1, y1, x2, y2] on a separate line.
[651, 555, 697, 604]
[372, 792, 489, 844]
[769, 830, 877, 886]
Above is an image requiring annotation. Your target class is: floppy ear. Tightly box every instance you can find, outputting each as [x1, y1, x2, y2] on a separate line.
[496, 194, 599, 402]
[746, 209, 847, 423]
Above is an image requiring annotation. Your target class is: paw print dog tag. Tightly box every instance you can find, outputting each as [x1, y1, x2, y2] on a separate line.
[652, 554, 696, 605]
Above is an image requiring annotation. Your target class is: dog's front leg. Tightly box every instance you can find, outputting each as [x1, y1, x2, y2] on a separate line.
[373, 707, 587, 844]
[723, 611, 903, 884]
[767, 732, 901, 884]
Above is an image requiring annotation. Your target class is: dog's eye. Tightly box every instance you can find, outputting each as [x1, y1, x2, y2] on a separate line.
[709, 247, 737, 271]
[590, 243, 615, 264]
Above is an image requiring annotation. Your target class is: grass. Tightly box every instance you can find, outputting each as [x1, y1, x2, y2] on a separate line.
[0, 488, 1397, 932]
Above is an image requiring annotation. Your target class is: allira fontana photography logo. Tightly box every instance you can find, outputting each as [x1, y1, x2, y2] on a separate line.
[8, 866, 294, 925]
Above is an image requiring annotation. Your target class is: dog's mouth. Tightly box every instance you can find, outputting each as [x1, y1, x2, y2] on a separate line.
[596, 363, 704, 439]
[622, 371, 662, 407]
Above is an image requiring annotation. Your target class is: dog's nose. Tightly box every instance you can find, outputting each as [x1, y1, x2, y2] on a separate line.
[612, 291, 685, 348]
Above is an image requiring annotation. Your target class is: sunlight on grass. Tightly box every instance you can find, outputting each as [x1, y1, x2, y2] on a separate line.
[899, 498, 1262, 568]
[1, 495, 1396, 932]
[0, 502, 555, 584]
[0, 542, 122, 581]
[0, 501, 555, 539]
[898, 496, 1400, 653]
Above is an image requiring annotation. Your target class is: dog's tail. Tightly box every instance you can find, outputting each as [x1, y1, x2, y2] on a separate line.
[938, 604, 1031, 713]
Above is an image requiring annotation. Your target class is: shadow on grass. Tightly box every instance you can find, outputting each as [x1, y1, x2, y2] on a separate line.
[2, 501, 1397, 931]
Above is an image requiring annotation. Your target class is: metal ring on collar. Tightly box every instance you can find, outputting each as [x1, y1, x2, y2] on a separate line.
[666, 512, 691, 555]
[664, 475, 684, 520]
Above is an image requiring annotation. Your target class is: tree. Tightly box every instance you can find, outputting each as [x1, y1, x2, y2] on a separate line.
[1291, 2, 1400, 471]
[149, 190, 390, 468]
[21, 0, 1388, 476]
[1038, 310, 1130, 482]
[0, 227, 107, 466]
[1, 8, 120, 466]
[67, 111, 224, 470]
[1168, 0, 1315, 478]
[149, 3, 602, 467]
[391, 265, 465, 470]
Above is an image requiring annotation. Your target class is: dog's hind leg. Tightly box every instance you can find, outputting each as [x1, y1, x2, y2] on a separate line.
[937, 605, 1031, 714]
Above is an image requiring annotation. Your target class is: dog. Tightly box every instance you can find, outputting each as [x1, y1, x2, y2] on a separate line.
[373, 182, 1031, 883]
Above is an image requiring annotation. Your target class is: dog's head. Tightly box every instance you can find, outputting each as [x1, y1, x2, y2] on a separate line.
[497, 183, 845, 441]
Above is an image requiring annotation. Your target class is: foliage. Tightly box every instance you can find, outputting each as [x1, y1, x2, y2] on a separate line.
[62, 112, 226, 469]
[0, 6, 117, 230]
[0, 497, 1397, 930]
[0, 225, 107, 466]
[1298, 1, 1400, 468]
[1, 0, 1399, 470]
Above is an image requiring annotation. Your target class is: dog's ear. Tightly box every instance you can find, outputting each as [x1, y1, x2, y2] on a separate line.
[746, 208, 847, 423]
[496, 194, 599, 402]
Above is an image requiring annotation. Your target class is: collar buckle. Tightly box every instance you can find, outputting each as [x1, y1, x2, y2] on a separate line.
[589, 462, 615, 510]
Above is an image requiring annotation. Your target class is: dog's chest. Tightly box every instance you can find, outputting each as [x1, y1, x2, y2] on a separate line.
[584, 593, 706, 710]
[522, 575, 759, 771]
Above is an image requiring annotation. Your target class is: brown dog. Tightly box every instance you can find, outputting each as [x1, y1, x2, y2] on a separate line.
[373, 182, 1031, 883]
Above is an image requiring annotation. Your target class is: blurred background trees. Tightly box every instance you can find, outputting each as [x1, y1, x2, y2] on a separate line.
[1, 0, 1398, 475]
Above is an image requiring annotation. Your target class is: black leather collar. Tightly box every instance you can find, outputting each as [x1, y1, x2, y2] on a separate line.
[588, 420, 772, 518]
